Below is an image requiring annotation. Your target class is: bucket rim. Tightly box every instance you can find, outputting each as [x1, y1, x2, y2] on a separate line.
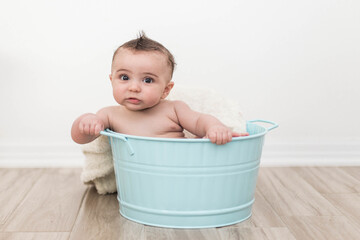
[100, 120, 278, 143]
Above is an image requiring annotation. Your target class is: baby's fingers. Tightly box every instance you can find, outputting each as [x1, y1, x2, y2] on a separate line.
[214, 132, 231, 145]
[89, 123, 96, 135]
[79, 122, 90, 135]
[232, 132, 249, 137]
[90, 122, 104, 135]
[207, 130, 232, 145]
[79, 122, 84, 134]
[216, 133, 224, 145]
[220, 131, 232, 145]
[207, 132, 217, 144]
[94, 123, 104, 135]
[79, 121, 103, 136]
[227, 131, 233, 142]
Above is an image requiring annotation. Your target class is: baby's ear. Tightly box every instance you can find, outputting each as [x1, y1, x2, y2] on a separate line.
[161, 81, 174, 99]
[109, 74, 112, 81]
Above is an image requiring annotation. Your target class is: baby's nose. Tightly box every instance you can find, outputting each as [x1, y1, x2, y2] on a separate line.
[129, 81, 141, 92]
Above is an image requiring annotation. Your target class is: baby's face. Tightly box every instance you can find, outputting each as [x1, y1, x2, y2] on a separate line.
[110, 48, 173, 111]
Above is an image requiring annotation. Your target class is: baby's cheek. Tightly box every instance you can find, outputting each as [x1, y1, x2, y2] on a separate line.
[112, 89, 123, 104]
[148, 95, 163, 107]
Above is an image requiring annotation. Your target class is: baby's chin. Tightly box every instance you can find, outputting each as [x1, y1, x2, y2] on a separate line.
[120, 103, 158, 112]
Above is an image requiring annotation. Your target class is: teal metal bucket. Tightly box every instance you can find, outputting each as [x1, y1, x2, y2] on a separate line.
[101, 120, 278, 228]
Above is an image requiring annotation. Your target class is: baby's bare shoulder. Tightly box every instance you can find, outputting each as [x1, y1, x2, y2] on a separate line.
[158, 100, 189, 113]
[96, 106, 126, 120]
[170, 100, 192, 112]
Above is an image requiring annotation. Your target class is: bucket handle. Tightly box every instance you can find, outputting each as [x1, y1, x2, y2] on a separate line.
[248, 120, 279, 131]
[100, 130, 135, 156]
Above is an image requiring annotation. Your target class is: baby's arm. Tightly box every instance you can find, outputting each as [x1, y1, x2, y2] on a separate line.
[174, 101, 248, 145]
[71, 109, 110, 144]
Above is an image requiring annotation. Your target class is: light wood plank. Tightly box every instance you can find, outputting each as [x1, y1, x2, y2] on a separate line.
[340, 167, 360, 183]
[3, 168, 87, 232]
[256, 168, 341, 216]
[292, 167, 360, 193]
[144, 227, 175, 240]
[145, 227, 220, 240]
[69, 187, 145, 240]
[0, 169, 44, 226]
[281, 216, 360, 240]
[0, 232, 69, 240]
[323, 193, 360, 229]
[217, 227, 296, 240]
[228, 191, 286, 228]
[1, 167, 360, 239]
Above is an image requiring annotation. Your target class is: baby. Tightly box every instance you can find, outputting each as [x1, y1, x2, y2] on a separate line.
[71, 33, 248, 145]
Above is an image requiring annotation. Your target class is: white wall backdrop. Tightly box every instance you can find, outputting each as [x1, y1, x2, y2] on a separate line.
[1, 0, 359, 166]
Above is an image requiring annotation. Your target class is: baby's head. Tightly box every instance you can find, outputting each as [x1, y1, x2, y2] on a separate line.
[111, 32, 176, 78]
[110, 33, 176, 111]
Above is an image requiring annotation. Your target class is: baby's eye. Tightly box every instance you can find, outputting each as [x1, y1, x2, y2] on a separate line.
[143, 77, 153, 84]
[120, 75, 129, 81]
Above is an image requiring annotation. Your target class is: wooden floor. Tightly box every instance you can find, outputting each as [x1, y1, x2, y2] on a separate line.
[0, 167, 359, 240]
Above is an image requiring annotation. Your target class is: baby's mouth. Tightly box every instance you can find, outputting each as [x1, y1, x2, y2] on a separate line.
[126, 98, 141, 104]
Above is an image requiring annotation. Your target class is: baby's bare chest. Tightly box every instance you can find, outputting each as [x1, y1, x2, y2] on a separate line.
[108, 106, 183, 138]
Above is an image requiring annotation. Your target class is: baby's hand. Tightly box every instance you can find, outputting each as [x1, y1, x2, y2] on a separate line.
[205, 125, 244, 145]
[78, 114, 105, 136]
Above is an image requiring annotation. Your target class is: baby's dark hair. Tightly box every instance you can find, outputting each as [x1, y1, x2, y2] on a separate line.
[112, 31, 176, 77]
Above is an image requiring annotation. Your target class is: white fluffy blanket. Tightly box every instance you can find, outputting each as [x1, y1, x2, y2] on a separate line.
[80, 86, 247, 194]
